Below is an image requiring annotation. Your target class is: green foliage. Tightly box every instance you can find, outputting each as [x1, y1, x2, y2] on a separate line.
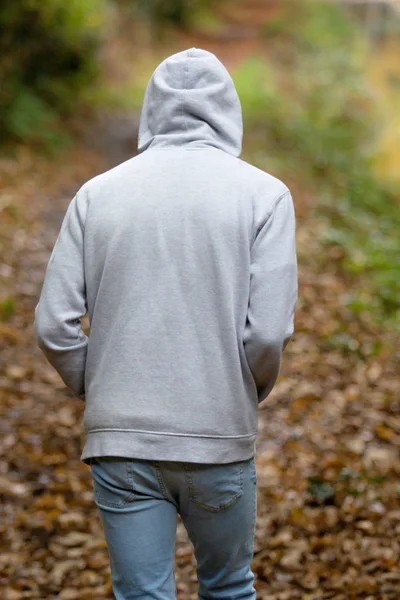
[4, 90, 66, 149]
[234, 0, 400, 328]
[263, 0, 357, 52]
[0, 297, 15, 320]
[135, 0, 194, 26]
[320, 188, 400, 326]
[234, 54, 376, 190]
[118, 0, 212, 29]
[306, 477, 335, 505]
[0, 0, 106, 148]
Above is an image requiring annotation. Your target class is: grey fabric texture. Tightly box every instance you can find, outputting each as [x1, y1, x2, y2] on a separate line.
[34, 48, 298, 465]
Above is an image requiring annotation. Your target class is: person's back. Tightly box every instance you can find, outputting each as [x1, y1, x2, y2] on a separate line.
[34, 48, 298, 600]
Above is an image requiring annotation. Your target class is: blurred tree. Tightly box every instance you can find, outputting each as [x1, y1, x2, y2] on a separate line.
[0, 0, 105, 147]
[117, 0, 211, 30]
[136, 0, 192, 26]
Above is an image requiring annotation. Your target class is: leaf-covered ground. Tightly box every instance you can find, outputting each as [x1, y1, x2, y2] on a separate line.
[1, 119, 399, 600]
[1, 6, 400, 598]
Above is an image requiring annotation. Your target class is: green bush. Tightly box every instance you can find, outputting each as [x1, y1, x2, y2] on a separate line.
[0, 0, 106, 147]
[117, 0, 212, 31]
[234, 0, 400, 328]
[135, 0, 196, 26]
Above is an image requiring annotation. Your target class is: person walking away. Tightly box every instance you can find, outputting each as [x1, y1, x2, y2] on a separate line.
[34, 48, 298, 600]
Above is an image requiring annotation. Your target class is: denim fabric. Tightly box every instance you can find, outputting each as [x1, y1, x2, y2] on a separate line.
[89, 456, 257, 599]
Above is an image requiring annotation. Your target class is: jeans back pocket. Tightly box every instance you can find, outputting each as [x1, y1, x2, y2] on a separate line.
[90, 457, 137, 509]
[184, 460, 244, 512]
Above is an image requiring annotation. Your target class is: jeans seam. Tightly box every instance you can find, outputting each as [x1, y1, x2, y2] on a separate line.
[126, 460, 134, 491]
[251, 456, 257, 484]
[252, 476, 257, 540]
[183, 463, 196, 502]
[153, 461, 169, 500]
[124, 461, 140, 503]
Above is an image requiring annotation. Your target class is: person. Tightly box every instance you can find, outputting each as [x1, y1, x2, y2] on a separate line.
[34, 48, 298, 600]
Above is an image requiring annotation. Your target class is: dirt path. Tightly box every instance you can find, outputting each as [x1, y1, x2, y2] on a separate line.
[2, 118, 399, 600]
[1, 5, 400, 598]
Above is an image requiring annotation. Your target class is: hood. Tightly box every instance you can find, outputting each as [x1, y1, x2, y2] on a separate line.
[137, 48, 243, 157]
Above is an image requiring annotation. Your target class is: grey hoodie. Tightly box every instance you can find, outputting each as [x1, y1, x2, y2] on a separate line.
[34, 48, 298, 465]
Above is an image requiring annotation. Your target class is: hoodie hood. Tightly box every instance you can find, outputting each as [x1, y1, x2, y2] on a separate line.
[138, 48, 243, 157]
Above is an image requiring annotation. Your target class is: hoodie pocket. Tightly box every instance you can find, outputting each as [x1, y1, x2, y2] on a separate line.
[239, 341, 258, 401]
[183, 460, 244, 512]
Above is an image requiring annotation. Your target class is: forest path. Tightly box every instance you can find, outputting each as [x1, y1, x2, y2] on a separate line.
[1, 2, 399, 598]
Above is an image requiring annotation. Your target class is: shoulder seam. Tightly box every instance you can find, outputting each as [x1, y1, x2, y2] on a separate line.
[251, 189, 290, 249]
[272, 188, 290, 209]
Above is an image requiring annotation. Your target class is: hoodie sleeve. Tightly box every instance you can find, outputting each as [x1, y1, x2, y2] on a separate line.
[34, 188, 89, 400]
[243, 190, 298, 404]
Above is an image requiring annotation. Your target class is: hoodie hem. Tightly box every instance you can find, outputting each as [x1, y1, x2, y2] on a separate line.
[80, 429, 257, 465]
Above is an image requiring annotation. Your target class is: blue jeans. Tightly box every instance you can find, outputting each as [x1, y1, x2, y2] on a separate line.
[89, 456, 257, 599]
